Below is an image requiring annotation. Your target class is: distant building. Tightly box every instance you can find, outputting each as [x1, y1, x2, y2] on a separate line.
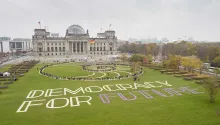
[0, 37, 10, 41]
[0, 37, 11, 53]
[32, 24, 119, 57]
[0, 37, 32, 53]
[9, 38, 32, 52]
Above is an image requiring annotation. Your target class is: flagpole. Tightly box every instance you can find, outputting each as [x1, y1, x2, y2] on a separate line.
[109, 24, 111, 31]
[38, 21, 41, 29]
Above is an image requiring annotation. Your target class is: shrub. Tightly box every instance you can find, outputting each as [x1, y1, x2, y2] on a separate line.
[184, 77, 193, 81]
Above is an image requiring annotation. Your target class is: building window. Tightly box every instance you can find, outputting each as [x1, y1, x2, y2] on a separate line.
[47, 43, 49, 45]
[90, 53, 92, 54]
[39, 53, 42, 56]
[37, 42, 42, 46]
[59, 43, 61, 45]
[104, 47, 106, 51]
[100, 47, 102, 51]
[60, 53, 61, 55]
[59, 47, 61, 51]
[63, 47, 65, 51]
[51, 47, 54, 52]
[55, 47, 57, 52]
[63, 53, 65, 55]
[56, 53, 57, 55]
[101, 52, 102, 55]
[111, 52, 113, 54]
[51, 43, 53, 45]
[97, 47, 99, 51]
[39, 48, 42, 52]
[90, 47, 92, 51]
[48, 53, 49, 56]
[47, 47, 50, 52]
[110, 47, 112, 51]
[104, 43, 105, 45]
[52, 53, 53, 55]
[93, 47, 95, 51]
[55, 43, 57, 45]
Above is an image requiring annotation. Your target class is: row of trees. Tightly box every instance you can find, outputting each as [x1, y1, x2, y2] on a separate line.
[118, 43, 160, 56]
[118, 41, 220, 67]
[162, 41, 220, 62]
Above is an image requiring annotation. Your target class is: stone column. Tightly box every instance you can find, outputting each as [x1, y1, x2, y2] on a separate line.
[84, 42, 86, 54]
[87, 41, 90, 54]
[71, 42, 73, 53]
[79, 41, 81, 53]
[75, 42, 77, 54]
[73, 42, 75, 54]
[82, 42, 84, 53]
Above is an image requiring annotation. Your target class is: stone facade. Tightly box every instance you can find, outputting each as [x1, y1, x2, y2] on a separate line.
[32, 25, 118, 57]
[9, 38, 32, 52]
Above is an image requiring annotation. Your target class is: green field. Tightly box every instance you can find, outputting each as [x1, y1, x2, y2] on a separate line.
[0, 63, 220, 125]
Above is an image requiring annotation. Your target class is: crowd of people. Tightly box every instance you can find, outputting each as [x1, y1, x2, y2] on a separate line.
[82, 64, 116, 72]
[39, 62, 144, 81]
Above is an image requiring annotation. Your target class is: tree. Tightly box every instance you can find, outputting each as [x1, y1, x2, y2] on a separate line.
[187, 42, 197, 56]
[146, 54, 153, 62]
[129, 54, 146, 62]
[212, 56, 220, 67]
[201, 77, 220, 103]
[120, 53, 128, 63]
[142, 56, 148, 66]
[181, 56, 203, 72]
[163, 55, 182, 69]
[131, 62, 139, 73]
[214, 68, 220, 76]
[204, 56, 210, 63]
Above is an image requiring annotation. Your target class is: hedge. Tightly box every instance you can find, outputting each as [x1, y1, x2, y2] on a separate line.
[166, 72, 174, 75]
[174, 74, 182, 77]
[191, 76, 209, 80]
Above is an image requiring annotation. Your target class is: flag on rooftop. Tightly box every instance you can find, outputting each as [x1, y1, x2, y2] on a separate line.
[89, 39, 95, 44]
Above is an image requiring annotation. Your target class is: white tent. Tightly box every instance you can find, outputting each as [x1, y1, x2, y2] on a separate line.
[3, 72, 10, 77]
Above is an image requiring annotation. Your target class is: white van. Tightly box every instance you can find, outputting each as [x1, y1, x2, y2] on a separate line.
[209, 67, 215, 72]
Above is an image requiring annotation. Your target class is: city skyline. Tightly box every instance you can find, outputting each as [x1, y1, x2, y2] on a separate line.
[1, 0, 220, 41]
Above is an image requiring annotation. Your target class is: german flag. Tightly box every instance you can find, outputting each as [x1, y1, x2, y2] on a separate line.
[89, 39, 95, 44]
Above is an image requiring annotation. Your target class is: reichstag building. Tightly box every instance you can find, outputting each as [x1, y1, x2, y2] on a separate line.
[32, 25, 118, 57]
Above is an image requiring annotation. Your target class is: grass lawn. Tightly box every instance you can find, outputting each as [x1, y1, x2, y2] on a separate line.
[0, 64, 12, 72]
[0, 63, 220, 125]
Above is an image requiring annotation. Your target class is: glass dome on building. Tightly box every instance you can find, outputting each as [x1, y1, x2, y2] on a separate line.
[67, 25, 85, 34]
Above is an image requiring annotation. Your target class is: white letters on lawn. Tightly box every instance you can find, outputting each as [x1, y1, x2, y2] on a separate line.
[16, 99, 46, 113]
[26, 90, 44, 99]
[16, 81, 204, 113]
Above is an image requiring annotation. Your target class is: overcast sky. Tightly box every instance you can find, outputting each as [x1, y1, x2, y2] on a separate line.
[0, 0, 220, 41]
